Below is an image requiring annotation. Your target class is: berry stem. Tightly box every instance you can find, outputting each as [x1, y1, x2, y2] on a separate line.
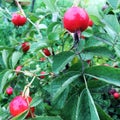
[15, 0, 26, 17]
[73, 32, 85, 73]
[22, 76, 36, 97]
[31, 0, 36, 12]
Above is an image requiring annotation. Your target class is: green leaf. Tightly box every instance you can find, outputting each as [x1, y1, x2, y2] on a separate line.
[0, 70, 12, 93]
[89, 15, 103, 26]
[30, 41, 47, 52]
[62, 89, 100, 120]
[108, 0, 119, 9]
[11, 51, 23, 68]
[68, 61, 82, 72]
[52, 88, 69, 109]
[2, 50, 9, 68]
[0, 107, 9, 119]
[11, 110, 28, 120]
[0, 46, 13, 51]
[43, 0, 57, 12]
[82, 27, 93, 37]
[104, 15, 120, 33]
[79, 80, 107, 91]
[96, 104, 113, 120]
[52, 51, 75, 74]
[28, 116, 63, 120]
[114, 44, 120, 57]
[30, 96, 42, 107]
[53, 73, 80, 100]
[85, 66, 120, 86]
[51, 72, 80, 100]
[62, 94, 78, 120]
[78, 88, 100, 120]
[48, 32, 59, 41]
[93, 33, 113, 46]
[82, 46, 114, 58]
[53, 74, 80, 100]
[47, 22, 60, 34]
[57, 0, 72, 7]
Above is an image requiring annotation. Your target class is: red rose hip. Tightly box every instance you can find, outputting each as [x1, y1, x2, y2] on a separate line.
[15, 65, 22, 74]
[40, 57, 46, 62]
[6, 87, 13, 95]
[9, 95, 34, 117]
[40, 71, 46, 79]
[22, 42, 30, 52]
[113, 92, 120, 99]
[42, 48, 51, 56]
[63, 6, 89, 33]
[86, 60, 91, 64]
[11, 13, 27, 26]
[88, 19, 93, 27]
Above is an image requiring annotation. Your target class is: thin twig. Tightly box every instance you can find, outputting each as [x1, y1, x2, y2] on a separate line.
[15, 0, 42, 38]
[31, 0, 36, 12]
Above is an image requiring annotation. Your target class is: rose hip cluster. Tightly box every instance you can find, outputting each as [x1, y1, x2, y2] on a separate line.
[109, 89, 120, 99]
[9, 95, 35, 118]
[9, 6, 93, 118]
[63, 6, 93, 33]
[11, 13, 27, 26]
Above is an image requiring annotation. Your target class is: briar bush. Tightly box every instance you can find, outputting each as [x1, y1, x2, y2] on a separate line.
[0, 0, 120, 120]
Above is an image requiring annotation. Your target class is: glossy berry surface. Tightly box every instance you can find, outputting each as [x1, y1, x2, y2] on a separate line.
[42, 48, 51, 56]
[9, 96, 29, 116]
[15, 65, 22, 74]
[22, 42, 30, 53]
[9, 96, 34, 117]
[40, 71, 46, 79]
[88, 19, 93, 27]
[113, 92, 120, 99]
[63, 6, 89, 33]
[11, 13, 27, 26]
[6, 87, 13, 95]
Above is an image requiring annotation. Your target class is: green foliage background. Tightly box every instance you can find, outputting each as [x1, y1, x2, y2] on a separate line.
[0, 0, 120, 120]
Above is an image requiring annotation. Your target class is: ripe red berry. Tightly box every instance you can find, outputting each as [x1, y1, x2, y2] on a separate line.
[63, 6, 89, 33]
[88, 19, 93, 27]
[40, 57, 46, 62]
[15, 65, 22, 74]
[113, 92, 120, 99]
[11, 13, 27, 26]
[6, 87, 13, 95]
[86, 60, 91, 64]
[9, 95, 34, 117]
[22, 42, 30, 53]
[40, 71, 46, 79]
[42, 48, 51, 56]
